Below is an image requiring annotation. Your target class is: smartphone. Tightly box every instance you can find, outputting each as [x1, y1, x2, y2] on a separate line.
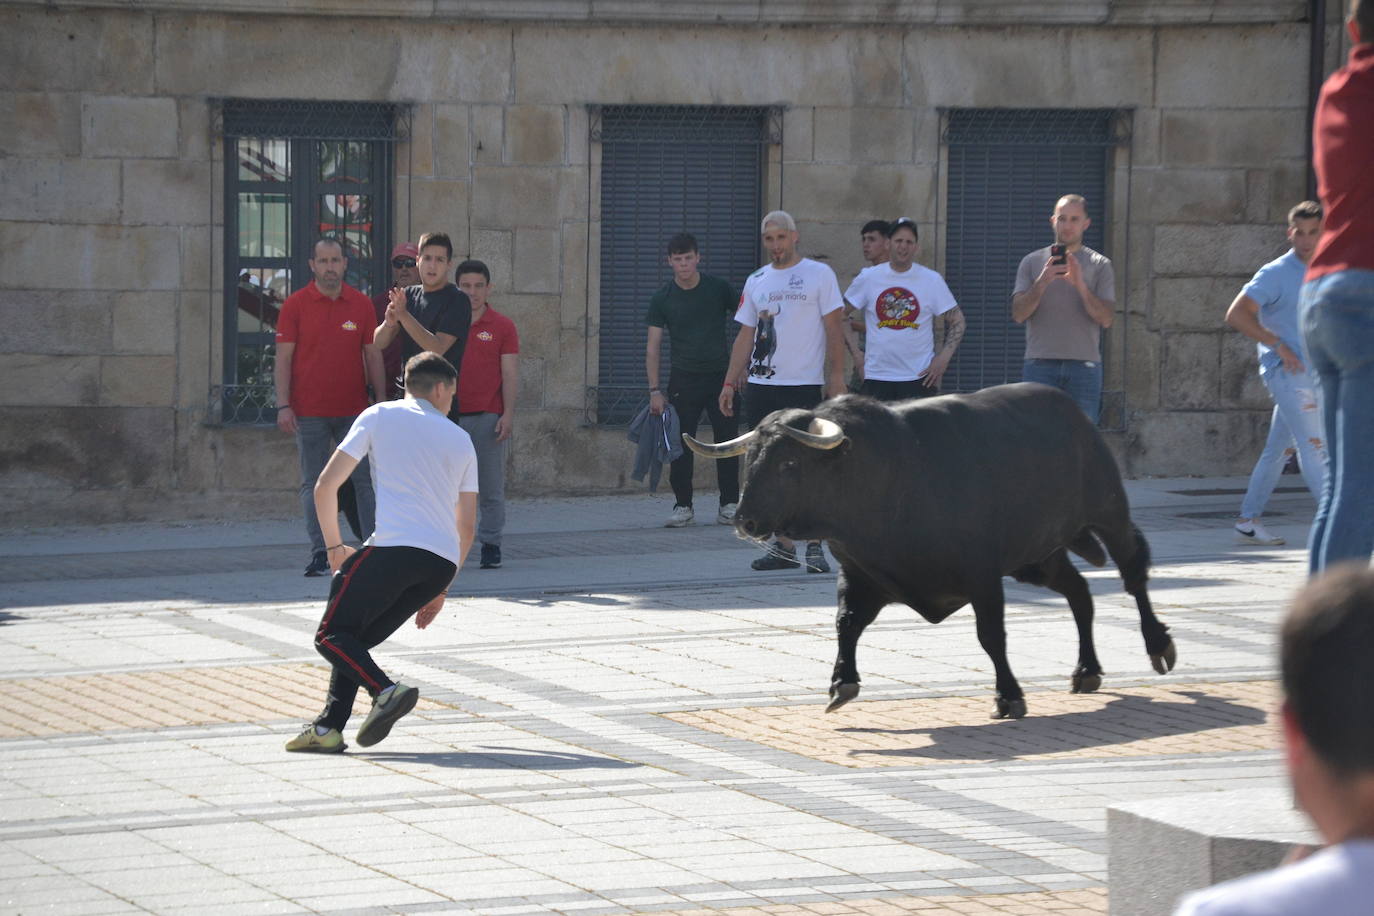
[1050, 244, 1067, 265]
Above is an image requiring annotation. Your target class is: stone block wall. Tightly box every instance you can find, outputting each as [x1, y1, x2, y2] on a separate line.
[0, 0, 1345, 525]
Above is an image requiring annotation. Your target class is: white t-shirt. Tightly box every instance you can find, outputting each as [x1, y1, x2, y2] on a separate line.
[844, 262, 959, 382]
[338, 398, 479, 566]
[735, 257, 844, 386]
[1172, 839, 1374, 916]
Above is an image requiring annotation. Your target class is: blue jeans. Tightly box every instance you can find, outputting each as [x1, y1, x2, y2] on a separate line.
[1299, 269, 1374, 573]
[1022, 359, 1103, 423]
[1239, 367, 1326, 520]
[296, 415, 375, 556]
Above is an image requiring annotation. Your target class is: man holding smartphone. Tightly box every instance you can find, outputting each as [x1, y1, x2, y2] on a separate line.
[1011, 194, 1116, 422]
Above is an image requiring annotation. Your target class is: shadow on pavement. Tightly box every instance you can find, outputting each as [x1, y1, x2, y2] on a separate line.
[359, 745, 640, 770]
[841, 689, 1269, 762]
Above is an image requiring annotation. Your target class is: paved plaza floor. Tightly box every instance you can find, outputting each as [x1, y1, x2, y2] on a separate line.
[0, 477, 1318, 915]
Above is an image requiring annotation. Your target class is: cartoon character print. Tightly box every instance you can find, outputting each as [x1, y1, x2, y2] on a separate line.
[874, 286, 920, 331]
[750, 310, 778, 379]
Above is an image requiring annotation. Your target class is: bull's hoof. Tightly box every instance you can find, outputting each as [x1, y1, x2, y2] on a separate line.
[1150, 640, 1178, 675]
[1071, 667, 1102, 694]
[991, 696, 1027, 720]
[826, 682, 860, 713]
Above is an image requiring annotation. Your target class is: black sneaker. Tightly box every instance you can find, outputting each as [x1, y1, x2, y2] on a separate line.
[480, 543, 502, 569]
[304, 552, 330, 577]
[751, 545, 799, 571]
[805, 543, 831, 574]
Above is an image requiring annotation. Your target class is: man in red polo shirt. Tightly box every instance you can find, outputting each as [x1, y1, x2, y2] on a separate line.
[275, 237, 387, 576]
[454, 259, 520, 570]
[1299, 0, 1374, 573]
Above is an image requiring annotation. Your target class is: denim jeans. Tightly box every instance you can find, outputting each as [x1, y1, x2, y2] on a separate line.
[457, 412, 507, 547]
[1022, 358, 1103, 423]
[1239, 366, 1326, 520]
[296, 415, 375, 556]
[1299, 269, 1374, 573]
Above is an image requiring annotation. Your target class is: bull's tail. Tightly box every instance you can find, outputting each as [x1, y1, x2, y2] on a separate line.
[1067, 529, 1108, 568]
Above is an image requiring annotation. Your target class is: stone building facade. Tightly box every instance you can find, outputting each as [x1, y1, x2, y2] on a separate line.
[0, 0, 1351, 525]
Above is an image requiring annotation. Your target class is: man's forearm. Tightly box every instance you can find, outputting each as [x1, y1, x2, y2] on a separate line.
[1078, 287, 1114, 328]
[725, 328, 752, 387]
[399, 311, 443, 353]
[646, 348, 661, 390]
[373, 322, 398, 349]
[364, 347, 385, 402]
[937, 310, 966, 358]
[1011, 287, 1042, 323]
[274, 356, 292, 406]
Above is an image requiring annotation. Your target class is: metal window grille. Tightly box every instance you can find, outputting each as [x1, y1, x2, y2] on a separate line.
[941, 108, 1130, 430]
[211, 99, 406, 424]
[590, 105, 781, 425]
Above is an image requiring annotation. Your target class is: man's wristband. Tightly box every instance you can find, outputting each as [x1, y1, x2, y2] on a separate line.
[722, 382, 734, 390]
[276, 404, 292, 411]
[649, 388, 661, 394]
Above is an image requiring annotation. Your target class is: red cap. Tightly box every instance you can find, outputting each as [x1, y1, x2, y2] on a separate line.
[391, 242, 419, 259]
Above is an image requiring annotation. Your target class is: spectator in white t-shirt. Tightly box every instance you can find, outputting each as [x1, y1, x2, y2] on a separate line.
[719, 209, 847, 574]
[1173, 563, 1374, 916]
[284, 351, 479, 755]
[844, 217, 966, 401]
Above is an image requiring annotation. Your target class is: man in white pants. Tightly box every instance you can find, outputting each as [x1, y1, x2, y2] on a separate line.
[1225, 201, 1327, 546]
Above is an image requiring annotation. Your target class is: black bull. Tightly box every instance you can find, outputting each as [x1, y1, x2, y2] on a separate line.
[684, 382, 1176, 719]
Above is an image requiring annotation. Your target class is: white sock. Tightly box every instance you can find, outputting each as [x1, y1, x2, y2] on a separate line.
[313, 725, 331, 736]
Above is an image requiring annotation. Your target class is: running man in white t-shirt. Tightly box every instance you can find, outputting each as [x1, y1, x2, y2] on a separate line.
[285, 351, 479, 754]
[844, 217, 966, 401]
[719, 210, 847, 574]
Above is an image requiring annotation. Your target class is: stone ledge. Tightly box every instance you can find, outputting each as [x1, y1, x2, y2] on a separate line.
[0, 0, 1309, 25]
[1107, 788, 1319, 916]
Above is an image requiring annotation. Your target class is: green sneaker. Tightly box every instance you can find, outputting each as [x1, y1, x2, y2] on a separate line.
[356, 683, 419, 747]
[284, 725, 346, 754]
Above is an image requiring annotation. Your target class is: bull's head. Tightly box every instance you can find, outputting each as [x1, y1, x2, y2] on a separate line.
[684, 410, 848, 541]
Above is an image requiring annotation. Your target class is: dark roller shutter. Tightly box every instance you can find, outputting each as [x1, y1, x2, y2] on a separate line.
[942, 109, 1126, 423]
[593, 106, 777, 424]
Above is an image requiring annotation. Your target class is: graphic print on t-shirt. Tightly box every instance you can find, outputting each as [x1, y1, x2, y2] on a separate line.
[874, 287, 921, 330]
[750, 310, 778, 378]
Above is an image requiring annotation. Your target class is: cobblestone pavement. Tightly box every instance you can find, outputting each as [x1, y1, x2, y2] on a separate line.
[0, 479, 1315, 914]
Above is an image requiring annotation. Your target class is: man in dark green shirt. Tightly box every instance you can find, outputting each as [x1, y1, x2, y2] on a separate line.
[645, 233, 740, 527]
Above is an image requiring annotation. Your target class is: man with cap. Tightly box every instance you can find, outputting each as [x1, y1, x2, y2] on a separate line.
[370, 242, 420, 401]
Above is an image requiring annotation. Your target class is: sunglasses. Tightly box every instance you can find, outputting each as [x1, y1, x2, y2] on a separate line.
[391, 256, 417, 269]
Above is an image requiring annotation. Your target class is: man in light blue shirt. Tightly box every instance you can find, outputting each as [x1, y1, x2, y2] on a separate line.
[1224, 201, 1327, 546]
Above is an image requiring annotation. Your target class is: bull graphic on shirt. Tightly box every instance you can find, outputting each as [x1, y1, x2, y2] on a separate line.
[750, 310, 778, 379]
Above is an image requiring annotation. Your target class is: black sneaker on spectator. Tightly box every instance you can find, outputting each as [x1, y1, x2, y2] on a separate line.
[805, 542, 831, 573]
[751, 544, 799, 571]
[304, 552, 330, 577]
[480, 543, 502, 569]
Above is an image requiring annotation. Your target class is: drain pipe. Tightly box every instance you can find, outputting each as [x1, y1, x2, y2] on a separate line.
[1306, 0, 1327, 199]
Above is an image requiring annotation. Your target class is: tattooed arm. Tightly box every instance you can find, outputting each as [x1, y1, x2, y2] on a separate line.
[920, 307, 966, 389]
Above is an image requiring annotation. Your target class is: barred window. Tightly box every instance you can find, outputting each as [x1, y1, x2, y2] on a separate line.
[214, 100, 405, 424]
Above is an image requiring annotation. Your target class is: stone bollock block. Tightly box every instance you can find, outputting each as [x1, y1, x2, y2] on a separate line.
[0, 406, 174, 492]
[1161, 109, 1307, 169]
[905, 27, 1153, 108]
[407, 179, 470, 255]
[782, 163, 934, 223]
[112, 291, 178, 355]
[472, 166, 586, 228]
[471, 105, 504, 166]
[559, 220, 589, 330]
[506, 105, 566, 165]
[122, 159, 213, 226]
[1160, 331, 1222, 410]
[1126, 408, 1269, 477]
[1154, 224, 1288, 277]
[0, 93, 83, 158]
[0, 222, 182, 291]
[1132, 168, 1249, 224]
[513, 25, 903, 107]
[82, 96, 178, 159]
[813, 107, 913, 164]
[100, 355, 176, 407]
[0, 291, 114, 356]
[512, 227, 562, 294]
[783, 107, 814, 163]
[1151, 276, 1252, 330]
[399, 103, 435, 179]
[0, 158, 122, 224]
[0, 354, 102, 407]
[0, 8, 155, 94]
[1220, 332, 1273, 410]
[470, 229, 513, 291]
[434, 104, 471, 178]
[1156, 25, 1308, 109]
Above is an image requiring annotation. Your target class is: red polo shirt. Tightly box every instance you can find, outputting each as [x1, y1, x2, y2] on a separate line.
[275, 281, 376, 417]
[1308, 43, 1374, 281]
[456, 306, 519, 415]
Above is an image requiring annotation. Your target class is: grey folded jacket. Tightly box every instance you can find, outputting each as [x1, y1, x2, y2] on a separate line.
[627, 403, 683, 492]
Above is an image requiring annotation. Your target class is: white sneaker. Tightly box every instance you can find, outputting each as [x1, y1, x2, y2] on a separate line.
[665, 505, 694, 527]
[1235, 520, 1284, 546]
[717, 503, 738, 525]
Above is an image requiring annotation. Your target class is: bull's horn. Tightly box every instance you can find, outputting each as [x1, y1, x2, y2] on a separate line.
[780, 417, 846, 450]
[682, 429, 756, 459]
